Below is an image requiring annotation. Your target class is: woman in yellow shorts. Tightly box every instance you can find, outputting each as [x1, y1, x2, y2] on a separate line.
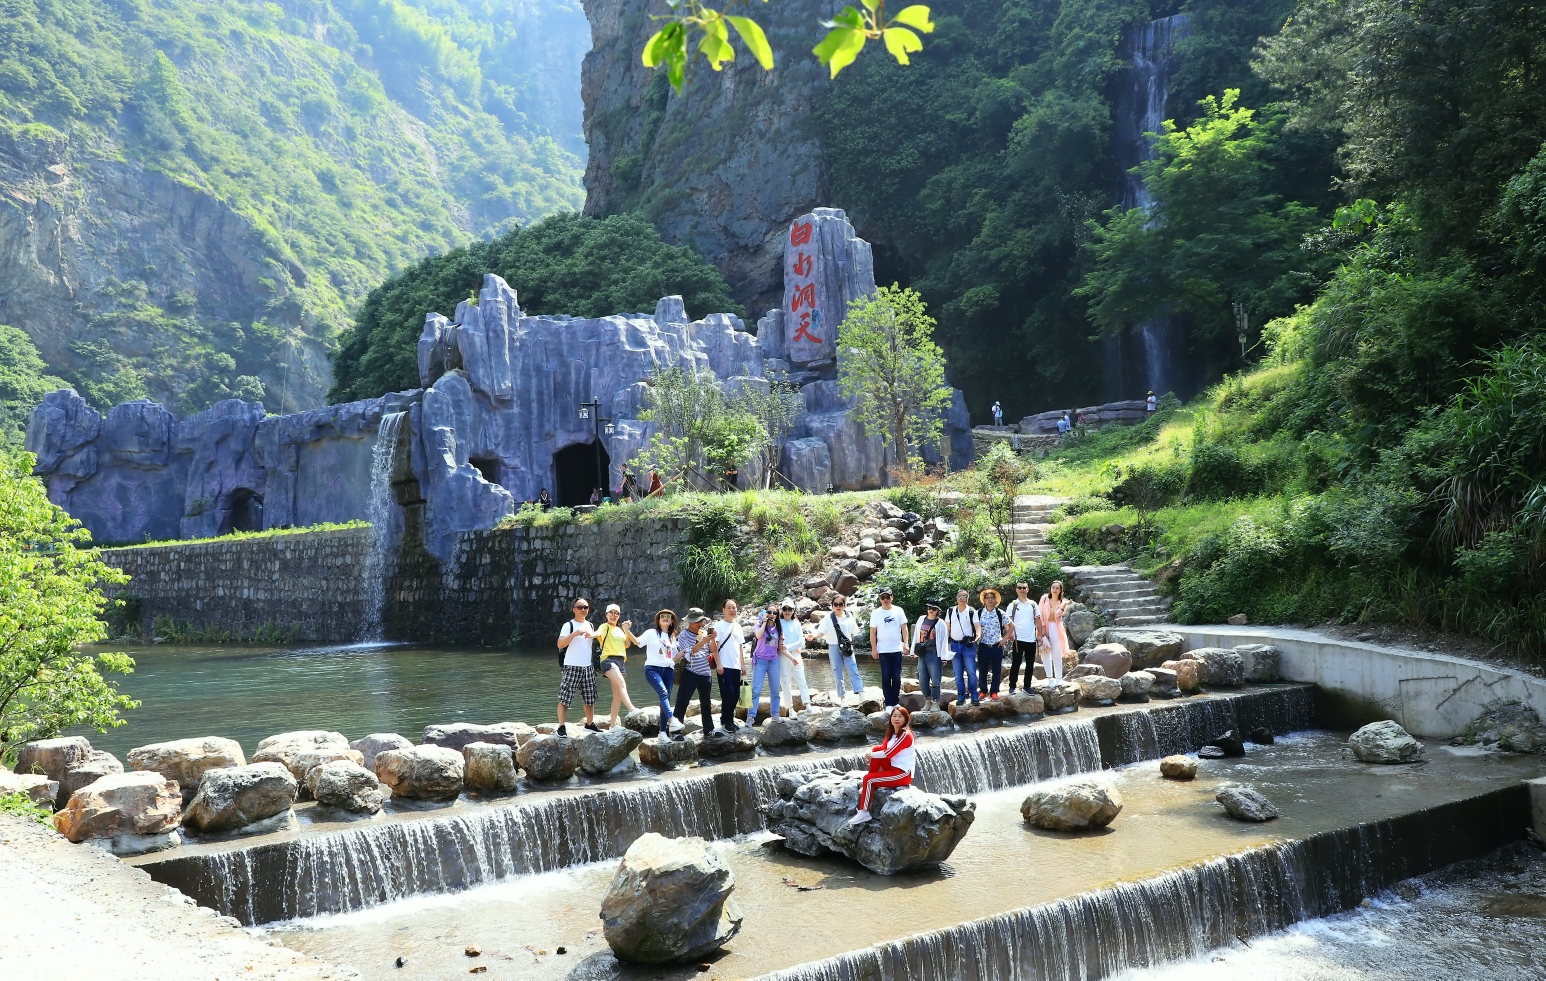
[596, 603, 641, 728]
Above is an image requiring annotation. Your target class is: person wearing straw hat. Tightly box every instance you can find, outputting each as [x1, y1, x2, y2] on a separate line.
[976, 587, 1008, 701]
[777, 598, 812, 713]
[637, 609, 683, 738]
[672, 608, 715, 738]
[595, 603, 640, 728]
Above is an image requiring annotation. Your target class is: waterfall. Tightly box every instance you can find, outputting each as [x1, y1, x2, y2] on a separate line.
[1095, 687, 1317, 768]
[140, 688, 1312, 925]
[361, 411, 405, 642]
[759, 785, 1531, 981]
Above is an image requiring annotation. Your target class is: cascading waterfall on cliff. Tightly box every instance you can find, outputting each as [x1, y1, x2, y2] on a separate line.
[759, 787, 1529, 981]
[361, 411, 405, 642]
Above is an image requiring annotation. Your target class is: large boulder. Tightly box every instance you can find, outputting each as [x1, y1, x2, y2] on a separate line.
[54, 771, 183, 845]
[55, 751, 124, 810]
[421, 722, 529, 752]
[308, 760, 385, 813]
[1160, 755, 1197, 780]
[1217, 785, 1278, 822]
[0, 770, 58, 808]
[290, 749, 366, 797]
[699, 728, 759, 758]
[1076, 675, 1122, 705]
[1003, 691, 1045, 716]
[762, 770, 976, 874]
[183, 762, 299, 834]
[1090, 628, 1184, 669]
[1064, 608, 1098, 649]
[15, 736, 93, 784]
[516, 735, 580, 782]
[758, 715, 813, 748]
[348, 733, 413, 772]
[579, 727, 644, 775]
[809, 708, 870, 742]
[461, 742, 519, 793]
[1349, 720, 1424, 764]
[1035, 680, 1082, 713]
[600, 833, 742, 964]
[1066, 664, 1105, 680]
[1461, 702, 1546, 754]
[1146, 666, 1180, 698]
[1160, 659, 1200, 692]
[1185, 648, 1244, 687]
[623, 708, 665, 735]
[638, 736, 698, 768]
[1082, 644, 1132, 678]
[128, 737, 245, 801]
[1120, 670, 1155, 702]
[375, 745, 465, 800]
[252, 730, 349, 780]
[948, 700, 988, 724]
[1020, 780, 1123, 831]
[1233, 644, 1283, 683]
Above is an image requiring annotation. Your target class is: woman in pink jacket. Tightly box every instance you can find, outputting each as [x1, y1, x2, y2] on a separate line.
[1038, 580, 1072, 681]
[849, 706, 916, 825]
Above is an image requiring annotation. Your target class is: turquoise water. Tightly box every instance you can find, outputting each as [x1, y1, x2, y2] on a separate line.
[79, 642, 883, 759]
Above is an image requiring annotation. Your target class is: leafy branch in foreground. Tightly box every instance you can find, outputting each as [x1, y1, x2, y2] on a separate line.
[642, 0, 933, 92]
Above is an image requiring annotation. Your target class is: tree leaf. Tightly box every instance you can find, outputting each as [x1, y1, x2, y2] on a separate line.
[890, 5, 935, 32]
[726, 16, 773, 70]
[813, 27, 866, 78]
[860, 0, 880, 14]
[883, 26, 923, 65]
[697, 23, 735, 71]
[821, 6, 865, 30]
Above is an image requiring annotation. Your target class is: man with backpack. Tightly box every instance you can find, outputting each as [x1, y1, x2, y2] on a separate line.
[1004, 580, 1044, 693]
[555, 598, 606, 736]
[944, 589, 980, 706]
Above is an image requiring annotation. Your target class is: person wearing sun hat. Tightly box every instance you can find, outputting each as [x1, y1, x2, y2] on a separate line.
[637, 608, 683, 738]
[672, 607, 715, 738]
[976, 587, 1008, 701]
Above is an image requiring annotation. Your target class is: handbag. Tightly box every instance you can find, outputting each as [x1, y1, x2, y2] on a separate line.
[737, 678, 753, 709]
[913, 619, 937, 658]
[830, 611, 854, 658]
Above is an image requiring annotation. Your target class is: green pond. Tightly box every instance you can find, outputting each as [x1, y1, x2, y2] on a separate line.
[79, 642, 884, 759]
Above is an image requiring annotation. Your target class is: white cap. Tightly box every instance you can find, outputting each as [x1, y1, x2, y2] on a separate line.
[606, 603, 621, 614]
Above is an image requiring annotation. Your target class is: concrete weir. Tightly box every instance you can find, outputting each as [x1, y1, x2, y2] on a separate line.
[132, 687, 1315, 925]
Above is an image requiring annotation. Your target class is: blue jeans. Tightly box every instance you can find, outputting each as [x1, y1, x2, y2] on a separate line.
[828, 645, 863, 697]
[751, 658, 781, 721]
[878, 651, 903, 707]
[917, 649, 942, 701]
[950, 640, 978, 704]
[644, 665, 674, 736]
[977, 643, 1004, 697]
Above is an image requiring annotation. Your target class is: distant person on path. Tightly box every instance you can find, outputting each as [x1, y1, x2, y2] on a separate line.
[589, 487, 602, 506]
[912, 599, 947, 705]
[638, 609, 682, 738]
[945, 589, 981, 706]
[1056, 413, 1071, 435]
[537, 488, 553, 510]
[595, 604, 640, 728]
[672, 608, 714, 738]
[750, 602, 783, 723]
[647, 470, 664, 497]
[992, 401, 1003, 427]
[1146, 391, 1157, 412]
[778, 599, 812, 712]
[1005, 581, 1043, 693]
[848, 706, 915, 826]
[555, 598, 604, 736]
[977, 588, 1007, 701]
[1039, 581, 1071, 681]
[868, 587, 909, 709]
[811, 596, 863, 698]
[708, 599, 748, 731]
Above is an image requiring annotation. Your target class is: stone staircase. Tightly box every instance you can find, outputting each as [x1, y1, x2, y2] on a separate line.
[1009, 495, 1063, 562]
[1063, 564, 1172, 626]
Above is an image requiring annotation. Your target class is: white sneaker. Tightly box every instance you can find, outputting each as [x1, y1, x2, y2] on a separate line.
[847, 811, 872, 826]
[668, 717, 684, 733]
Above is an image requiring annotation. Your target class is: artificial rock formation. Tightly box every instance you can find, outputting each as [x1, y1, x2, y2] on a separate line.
[599, 833, 742, 965]
[182, 762, 299, 835]
[762, 770, 976, 875]
[1021, 781, 1124, 831]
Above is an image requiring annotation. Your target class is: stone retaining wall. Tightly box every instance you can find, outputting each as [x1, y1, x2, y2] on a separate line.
[100, 520, 689, 645]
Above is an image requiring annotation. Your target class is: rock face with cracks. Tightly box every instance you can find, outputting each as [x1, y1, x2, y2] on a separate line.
[600, 833, 742, 964]
[1021, 781, 1124, 831]
[1349, 720, 1424, 763]
[762, 770, 976, 874]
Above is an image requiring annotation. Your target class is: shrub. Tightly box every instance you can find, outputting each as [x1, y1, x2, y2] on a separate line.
[771, 549, 808, 578]
[678, 543, 753, 609]
[0, 791, 51, 825]
[810, 501, 844, 538]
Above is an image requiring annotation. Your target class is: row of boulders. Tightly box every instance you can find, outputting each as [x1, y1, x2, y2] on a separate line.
[1073, 632, 1283, 695]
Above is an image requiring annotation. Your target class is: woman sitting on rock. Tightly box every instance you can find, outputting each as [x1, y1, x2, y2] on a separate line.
[849, 706, 915, 826]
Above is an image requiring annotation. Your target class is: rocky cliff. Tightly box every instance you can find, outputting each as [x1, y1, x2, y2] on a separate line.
[581, 0, 835, 315]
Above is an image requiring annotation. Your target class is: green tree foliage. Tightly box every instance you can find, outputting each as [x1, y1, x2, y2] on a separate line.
[0, 451, 137, 762]
[329, 214, 741, 401]
[0, 327, 67, 447]
[836, 285, 952, 472]
[1079, 91, 1329, 374]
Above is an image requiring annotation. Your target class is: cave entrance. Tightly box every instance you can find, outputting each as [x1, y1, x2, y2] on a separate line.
[554, 441, 610, 507]
[470, 457, 500, 485]
[224, 488, 264, 534]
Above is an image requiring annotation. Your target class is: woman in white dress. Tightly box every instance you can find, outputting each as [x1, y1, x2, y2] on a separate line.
[1038, 580, 1071, 681]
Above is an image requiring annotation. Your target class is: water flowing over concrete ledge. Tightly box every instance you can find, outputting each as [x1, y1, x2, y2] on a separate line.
[1176, 625, 1546, 739]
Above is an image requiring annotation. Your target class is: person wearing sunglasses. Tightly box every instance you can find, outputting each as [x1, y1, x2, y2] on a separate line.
[555, 599, 605, 736]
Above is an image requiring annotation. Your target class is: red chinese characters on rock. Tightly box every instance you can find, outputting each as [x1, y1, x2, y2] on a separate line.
[788, 220, 822, 345]
[790, 221, 813, 247]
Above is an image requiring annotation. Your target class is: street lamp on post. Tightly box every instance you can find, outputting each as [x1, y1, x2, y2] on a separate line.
[579, 397, 611, 500]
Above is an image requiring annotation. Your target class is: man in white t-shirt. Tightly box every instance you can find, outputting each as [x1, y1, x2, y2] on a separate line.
[944, 589, 980, 706]
[707, 598, 747, 731]
[1004, 580, 1044, 693]
[555, 598, 604, 736]
[868, 587, 909, 709]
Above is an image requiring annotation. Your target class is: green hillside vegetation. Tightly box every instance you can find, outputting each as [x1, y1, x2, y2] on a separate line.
[329, 212, 743, 401]
[0, 0, 583, 415]
[0, 326, 67, 447]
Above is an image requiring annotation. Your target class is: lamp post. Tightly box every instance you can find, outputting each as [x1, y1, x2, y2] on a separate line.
[579, 398, 613, 500]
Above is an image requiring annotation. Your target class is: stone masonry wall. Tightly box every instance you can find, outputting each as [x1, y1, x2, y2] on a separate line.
[99, 520, 689, 645]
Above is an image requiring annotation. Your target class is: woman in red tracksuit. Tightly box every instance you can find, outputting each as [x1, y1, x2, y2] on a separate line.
[848, 705, 915, 825]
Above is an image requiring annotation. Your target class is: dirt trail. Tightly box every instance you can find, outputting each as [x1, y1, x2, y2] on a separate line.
[0, 814, 355, 980]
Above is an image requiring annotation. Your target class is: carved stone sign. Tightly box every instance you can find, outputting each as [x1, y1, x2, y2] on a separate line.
[782, 208, 875, 367]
